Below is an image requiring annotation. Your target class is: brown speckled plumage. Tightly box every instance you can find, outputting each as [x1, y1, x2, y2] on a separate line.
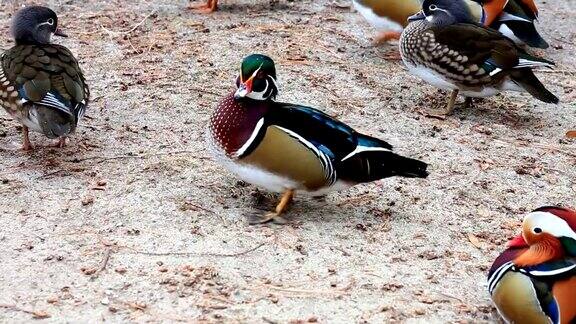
[400, 20, 496, 88]
[399, 4, 558, 106]
[0, 44, 88, 118]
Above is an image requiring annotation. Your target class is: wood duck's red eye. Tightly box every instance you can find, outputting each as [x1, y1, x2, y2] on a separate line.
[257, 71, 265, 78]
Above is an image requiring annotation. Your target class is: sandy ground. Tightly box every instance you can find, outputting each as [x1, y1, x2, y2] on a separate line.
[0, 0, 575, 322]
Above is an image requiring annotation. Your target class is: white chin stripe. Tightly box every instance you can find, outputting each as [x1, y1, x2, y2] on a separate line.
[246, 79, 269, 100]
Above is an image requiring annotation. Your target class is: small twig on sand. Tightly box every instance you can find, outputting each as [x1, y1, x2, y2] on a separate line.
[538, 69, 576, 75]
[68, 150, 211, 164]
[494, 139, 576, 158]
[125, 242, 266, 258]
[0, 304, 50, 319]
[101, 11, 157, 36]
[435, 291, 464, 303]
[36, 169, 68, 180]
[97, 248, 112, 273]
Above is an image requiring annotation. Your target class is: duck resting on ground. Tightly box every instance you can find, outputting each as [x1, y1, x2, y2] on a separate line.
[0, 6, 89, 150]
[207, 54, 429, 224]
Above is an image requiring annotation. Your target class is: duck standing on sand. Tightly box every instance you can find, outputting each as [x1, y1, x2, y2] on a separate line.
[399, 0, 558, 115]
[0, 6, 89, 150]
[207, 54, 429, 224]
[354, 0, 548, 49]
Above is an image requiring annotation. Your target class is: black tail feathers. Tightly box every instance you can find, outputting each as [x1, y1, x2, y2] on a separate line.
[501, 21, 549, 49]
[511, 69, 559, 104]
[339, 150, 429, 183]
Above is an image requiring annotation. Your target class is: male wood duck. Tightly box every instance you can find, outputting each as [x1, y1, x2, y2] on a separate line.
[488, 207, 576, 324]
[354, 0, 547, 48]
[207, 54, 429, 224]
[399, 0, 558, 115]
[0, 6, 89, 150]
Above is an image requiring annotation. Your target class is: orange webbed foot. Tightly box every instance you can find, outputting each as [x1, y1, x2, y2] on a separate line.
[374, 31, 402, 44]
[188, 0, 218, 13]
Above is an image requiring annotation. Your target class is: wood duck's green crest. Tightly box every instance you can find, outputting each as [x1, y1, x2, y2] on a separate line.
[11, 6, 67, 45]
[409, 0, 475, 25]
[235, 54, 278, 101]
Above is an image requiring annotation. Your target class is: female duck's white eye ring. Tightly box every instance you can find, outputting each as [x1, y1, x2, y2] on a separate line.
[429, 4, 438, 11]
[47, 18, 55, 25]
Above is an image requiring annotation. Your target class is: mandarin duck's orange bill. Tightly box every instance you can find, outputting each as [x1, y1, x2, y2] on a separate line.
[488, 207, 576, 324]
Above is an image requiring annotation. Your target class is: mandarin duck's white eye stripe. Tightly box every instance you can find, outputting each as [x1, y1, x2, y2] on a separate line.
[251, 64, 263, 78]
[525, 211, 576, 240]
[243, 63, 264, 82]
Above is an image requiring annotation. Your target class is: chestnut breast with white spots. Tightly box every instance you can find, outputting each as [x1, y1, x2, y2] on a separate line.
[209, 92, 269, 157]
[400, 21, 495, 88]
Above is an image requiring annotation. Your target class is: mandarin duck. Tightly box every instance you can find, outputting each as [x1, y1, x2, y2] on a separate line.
[399, 0, 558, 116]
[354, 0, 547, 48]
[0, 6, 89, 150]
[207, 54, 429, 224]
[488, 207, 576, 324]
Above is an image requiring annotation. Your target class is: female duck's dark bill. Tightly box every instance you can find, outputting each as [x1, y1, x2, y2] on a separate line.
[408, 11, 426, 21]
[54, 28, 68, 37]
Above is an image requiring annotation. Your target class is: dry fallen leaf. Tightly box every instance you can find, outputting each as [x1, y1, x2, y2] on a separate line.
[32, 310, 50, 319]
[567, 130, 576, 138]
[468, 234, 482, 249]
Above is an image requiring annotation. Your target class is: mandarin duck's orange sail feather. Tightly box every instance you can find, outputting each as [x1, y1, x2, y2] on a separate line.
[482, 0, 509, 26]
